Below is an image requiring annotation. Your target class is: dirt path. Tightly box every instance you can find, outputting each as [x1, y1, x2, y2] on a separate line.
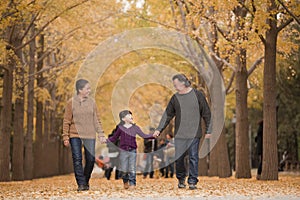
[0, 172, 299, 199]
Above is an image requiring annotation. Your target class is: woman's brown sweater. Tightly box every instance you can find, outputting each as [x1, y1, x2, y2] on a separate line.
[62, 95, 104, 141]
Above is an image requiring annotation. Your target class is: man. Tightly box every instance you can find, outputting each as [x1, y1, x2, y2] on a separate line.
[143, 127, 158, 178]
[154, 74, 211, 190]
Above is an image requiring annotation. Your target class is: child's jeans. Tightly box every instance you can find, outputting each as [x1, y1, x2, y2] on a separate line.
[119, 149, 137, 186]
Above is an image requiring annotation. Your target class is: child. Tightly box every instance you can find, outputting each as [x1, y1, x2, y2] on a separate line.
[106, 110, 155, 190]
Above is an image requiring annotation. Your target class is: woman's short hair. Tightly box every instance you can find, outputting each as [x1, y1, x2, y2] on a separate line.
[75, 79, 89, 94]
[172, 74, 191, 87]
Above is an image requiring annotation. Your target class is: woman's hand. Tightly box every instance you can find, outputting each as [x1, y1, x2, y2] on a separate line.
[63, 140, 70, 147]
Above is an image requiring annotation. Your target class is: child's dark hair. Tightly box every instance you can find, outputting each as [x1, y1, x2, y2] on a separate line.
[75, 79, 89, 94]
[119, 110, 132, 125]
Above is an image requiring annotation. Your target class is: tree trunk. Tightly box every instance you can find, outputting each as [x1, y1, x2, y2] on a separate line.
[234, 3, 251, 179]
[34, 34, 44, 178]
[235, 49, 251, 178]
[217, 128, 232, 178]
[11, 34, 24, 181]
[205, 9, 231, 178]
[261, 0, 278, 180]
[24, 26, 36, 180]
[0, 58, 13, 181]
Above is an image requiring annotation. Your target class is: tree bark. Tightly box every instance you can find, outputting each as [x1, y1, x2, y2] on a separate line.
[0, 56, 13, 181]
[24, 26, 36, 180]
[34, 34, 44, 178]
[217, 128, 232, 178]
[234, 3, 251, 179]
[11, 29, 24, 181]
[235, 48, 251, 178]
[205, 8, 231, 178]
[261, 0, 278, 180]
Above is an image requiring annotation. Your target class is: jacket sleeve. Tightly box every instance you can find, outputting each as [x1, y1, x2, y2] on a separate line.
[136, 126, 155, 139]
[156, 95, 176, 132]
[107, 127, 121, 143]
[93, 101, 105, 137]
[62, 99, 72, 141]
[197, 90, 212, 134]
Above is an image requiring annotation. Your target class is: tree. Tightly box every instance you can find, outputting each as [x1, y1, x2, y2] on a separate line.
[260, 0, 296, 180]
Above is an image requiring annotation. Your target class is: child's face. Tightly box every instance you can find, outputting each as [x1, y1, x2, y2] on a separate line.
[122, 114, 133, 124]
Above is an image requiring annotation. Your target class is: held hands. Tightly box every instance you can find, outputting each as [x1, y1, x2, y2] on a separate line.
[98, 135, 107, 144]
[153, 130, 160, 138]
[205, 133, 211, 139]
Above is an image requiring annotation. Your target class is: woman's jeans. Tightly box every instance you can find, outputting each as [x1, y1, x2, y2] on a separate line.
[175, 138, 200, 185]
[119, 149, 137, 186]
[70, 138, 95, 186]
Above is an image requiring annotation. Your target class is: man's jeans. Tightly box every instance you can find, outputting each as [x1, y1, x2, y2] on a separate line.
[70, 138, 95, 186]
[175, 138, 200, 185]
[119, 149, 137, 186]
[143, 153, 154, 178]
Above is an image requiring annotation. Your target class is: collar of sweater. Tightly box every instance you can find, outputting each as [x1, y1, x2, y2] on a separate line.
[73, 95, 88, 103]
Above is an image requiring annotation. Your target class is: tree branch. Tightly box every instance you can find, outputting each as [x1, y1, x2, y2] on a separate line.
[169, 0, 179, 30]
[20, 12, 40, 41]
[176, 0, 188, 32]
[226, 71, 235, 94]
[277, 17, 294, 33]
[277, 0, 300, 25]
[15, 0, 90, 51]
[247, 56, 264, 77]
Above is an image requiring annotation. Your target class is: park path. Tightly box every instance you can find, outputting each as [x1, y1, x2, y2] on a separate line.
[0, 171, 299, 199]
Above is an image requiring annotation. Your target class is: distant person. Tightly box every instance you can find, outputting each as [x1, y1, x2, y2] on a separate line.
[279, 151, 289, 171]
[62, 79, 106, 191]
[105, 127, 121, 180]
[143, 127, 158, 179]
[106, 110, 155, 190]
[157, 138, 167, 177]
[153, 74, 211, 190]
[164, 133, 175, 178]
[255, 120, 263, 180]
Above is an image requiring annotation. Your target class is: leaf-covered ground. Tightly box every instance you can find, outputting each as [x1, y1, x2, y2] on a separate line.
[1, 171, 299, 200]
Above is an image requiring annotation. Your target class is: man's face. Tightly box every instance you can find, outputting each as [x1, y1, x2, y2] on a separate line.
[173, 78, 186, 92]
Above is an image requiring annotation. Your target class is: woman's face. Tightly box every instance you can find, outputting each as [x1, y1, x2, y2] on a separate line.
[122, 114, 134, 124]
[78, 83, 91, 98]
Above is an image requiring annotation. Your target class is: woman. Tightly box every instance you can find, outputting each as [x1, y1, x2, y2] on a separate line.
[62, 79, 106, 191]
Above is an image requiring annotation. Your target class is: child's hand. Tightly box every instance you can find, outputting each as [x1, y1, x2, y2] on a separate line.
[153, 130, 160, 138]
[99, 136, 107, 144]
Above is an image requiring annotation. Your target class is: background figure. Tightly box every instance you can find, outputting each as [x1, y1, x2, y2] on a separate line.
[255, 120, 263, 180]
[105, 127, 121, 180]
[157, 138, 167, 177]
[62, 79, 106, 191]
[164, 133, 175, 178]
[143, 127, 158, 179]
[279, 151, 289, 171]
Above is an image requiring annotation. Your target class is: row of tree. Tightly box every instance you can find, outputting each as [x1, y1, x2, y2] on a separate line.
[0, 0, 299, 182]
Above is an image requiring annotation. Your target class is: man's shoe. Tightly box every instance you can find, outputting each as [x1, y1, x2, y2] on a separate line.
[77, 185, 89, 191]
[124, 182, 130, 189]
[129, 185, 136, 190]
[178, 180, 186, 189]
[189, 184, 197, 190]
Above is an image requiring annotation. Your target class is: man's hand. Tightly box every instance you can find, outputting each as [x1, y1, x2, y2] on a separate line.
[153, 130, 161, 138]
[63, 140, 70, 147]
[205, 134, 211, 139]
